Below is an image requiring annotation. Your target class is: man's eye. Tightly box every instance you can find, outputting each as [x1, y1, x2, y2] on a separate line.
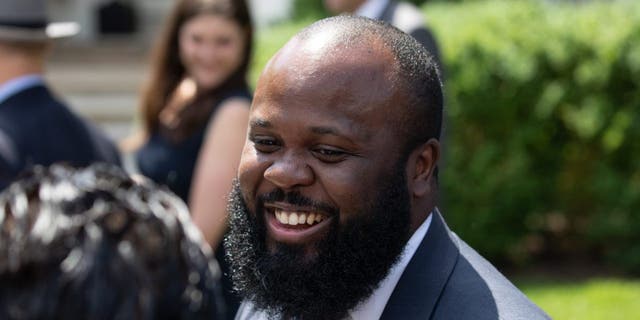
[251, 137, 280, 153]
[312, 147, 348, 163]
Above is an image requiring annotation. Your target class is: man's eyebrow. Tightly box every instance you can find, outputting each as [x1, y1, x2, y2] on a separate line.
[249, 120, 359, 141]
[311, 125, 361, 145]
[310, 126, 342, 136]
[249, 118, 271, 128]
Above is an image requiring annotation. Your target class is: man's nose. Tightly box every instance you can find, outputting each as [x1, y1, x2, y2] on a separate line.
[264, 153, 314, 190]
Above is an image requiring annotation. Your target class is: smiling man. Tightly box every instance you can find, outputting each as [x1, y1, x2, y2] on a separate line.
[226, 16, 549, 320]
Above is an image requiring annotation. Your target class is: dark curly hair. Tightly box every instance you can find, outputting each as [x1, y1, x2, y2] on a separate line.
[0, 163, 225, 319]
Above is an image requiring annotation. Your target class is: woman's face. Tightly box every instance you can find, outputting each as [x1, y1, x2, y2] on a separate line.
[179, 13, 246, 90]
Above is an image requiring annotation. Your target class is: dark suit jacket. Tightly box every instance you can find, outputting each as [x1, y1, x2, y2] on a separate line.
[379, 0, 443, 76]
[380, 211, 549, 319]
[0, 84, 120, 189]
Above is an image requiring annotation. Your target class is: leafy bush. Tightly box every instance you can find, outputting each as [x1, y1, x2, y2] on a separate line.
[426, 0, 640, 271]
[291, 0, 327, 21]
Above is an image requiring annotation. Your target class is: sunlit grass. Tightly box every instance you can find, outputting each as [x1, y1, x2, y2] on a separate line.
[518, 278, 640, 320]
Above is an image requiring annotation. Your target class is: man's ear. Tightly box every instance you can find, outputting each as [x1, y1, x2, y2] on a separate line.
[407, 138, 440, 198]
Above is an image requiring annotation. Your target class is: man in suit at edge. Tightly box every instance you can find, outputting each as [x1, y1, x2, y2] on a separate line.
[226, 16, 550, 320]
[324, 0, 443, 76]
[0, 0, 120, 190]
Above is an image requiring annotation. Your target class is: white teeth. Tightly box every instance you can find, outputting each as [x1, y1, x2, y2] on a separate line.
[288, 213, 299, 225]
[277, 212, 288, 224]
[274, 209, 326, 226]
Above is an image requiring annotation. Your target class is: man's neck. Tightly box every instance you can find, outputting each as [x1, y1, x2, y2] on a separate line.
[0, 42, 47, 85]
[0, 59, 44, 86]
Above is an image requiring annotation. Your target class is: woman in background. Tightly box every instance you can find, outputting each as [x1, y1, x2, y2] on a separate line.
[123, 0, 252, 317]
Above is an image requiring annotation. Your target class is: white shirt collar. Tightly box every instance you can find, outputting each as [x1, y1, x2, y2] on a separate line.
[0, 74, 44, 105]
[348, 212, 433, 320]
[354, 0, 389, 19]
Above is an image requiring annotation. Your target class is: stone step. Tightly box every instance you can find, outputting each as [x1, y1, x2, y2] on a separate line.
[63, 93, 138, 142]
[45, 41, 149, 142]
[64, 93, 138, 121]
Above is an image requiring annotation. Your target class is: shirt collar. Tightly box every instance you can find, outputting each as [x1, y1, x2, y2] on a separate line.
[0, 74, 45, 105]
[354, 0, 389, 19]
[348, 211, 433, 320]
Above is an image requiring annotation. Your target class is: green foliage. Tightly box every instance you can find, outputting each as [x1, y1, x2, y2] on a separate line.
[518, 278, 640, 319]
[291, 0, 328, 21]
[425, 0, 640, 270]
[406, 0, 427, 6]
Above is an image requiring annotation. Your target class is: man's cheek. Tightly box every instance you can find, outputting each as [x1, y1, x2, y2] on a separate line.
[237, 143, 262, 179]
[238, 165, 260, 205]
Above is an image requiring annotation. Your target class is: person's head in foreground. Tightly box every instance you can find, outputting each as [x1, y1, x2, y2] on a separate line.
[225, 16, 550, 320]
[0, 164, 225, 319]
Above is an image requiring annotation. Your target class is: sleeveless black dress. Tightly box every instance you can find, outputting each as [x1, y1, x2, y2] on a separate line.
[135, 88, 250, 319]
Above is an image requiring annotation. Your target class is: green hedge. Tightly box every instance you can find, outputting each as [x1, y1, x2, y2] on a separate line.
[427, 0, 640, 270]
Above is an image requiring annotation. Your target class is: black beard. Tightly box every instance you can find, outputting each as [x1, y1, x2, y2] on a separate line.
[225, 163, 411, 320]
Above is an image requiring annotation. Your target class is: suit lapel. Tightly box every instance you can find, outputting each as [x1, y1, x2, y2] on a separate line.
[380, 211, 460, 320]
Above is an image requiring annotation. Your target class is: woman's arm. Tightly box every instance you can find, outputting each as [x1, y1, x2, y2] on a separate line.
[189, 98, 250, 250]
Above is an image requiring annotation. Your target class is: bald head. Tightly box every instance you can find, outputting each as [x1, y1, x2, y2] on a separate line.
[260, 25, 396, 119]
[258, 16, 443, 155]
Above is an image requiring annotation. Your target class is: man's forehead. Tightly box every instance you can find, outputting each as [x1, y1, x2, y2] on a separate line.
[256, 34, 398, 105]
[249, 24, 407, 138]
[270, 29, 343, 69]
[267, 28, 395, 78]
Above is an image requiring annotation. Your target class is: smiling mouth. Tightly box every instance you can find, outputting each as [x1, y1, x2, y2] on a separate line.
[273, 208, 327, 226]
[263, 202, 334, 244]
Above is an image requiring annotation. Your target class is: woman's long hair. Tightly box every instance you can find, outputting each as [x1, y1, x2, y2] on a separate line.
[140, 0, 253, 134]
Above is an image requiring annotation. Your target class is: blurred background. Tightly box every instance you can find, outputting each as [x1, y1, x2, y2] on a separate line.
[47, 0, 639, 318]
